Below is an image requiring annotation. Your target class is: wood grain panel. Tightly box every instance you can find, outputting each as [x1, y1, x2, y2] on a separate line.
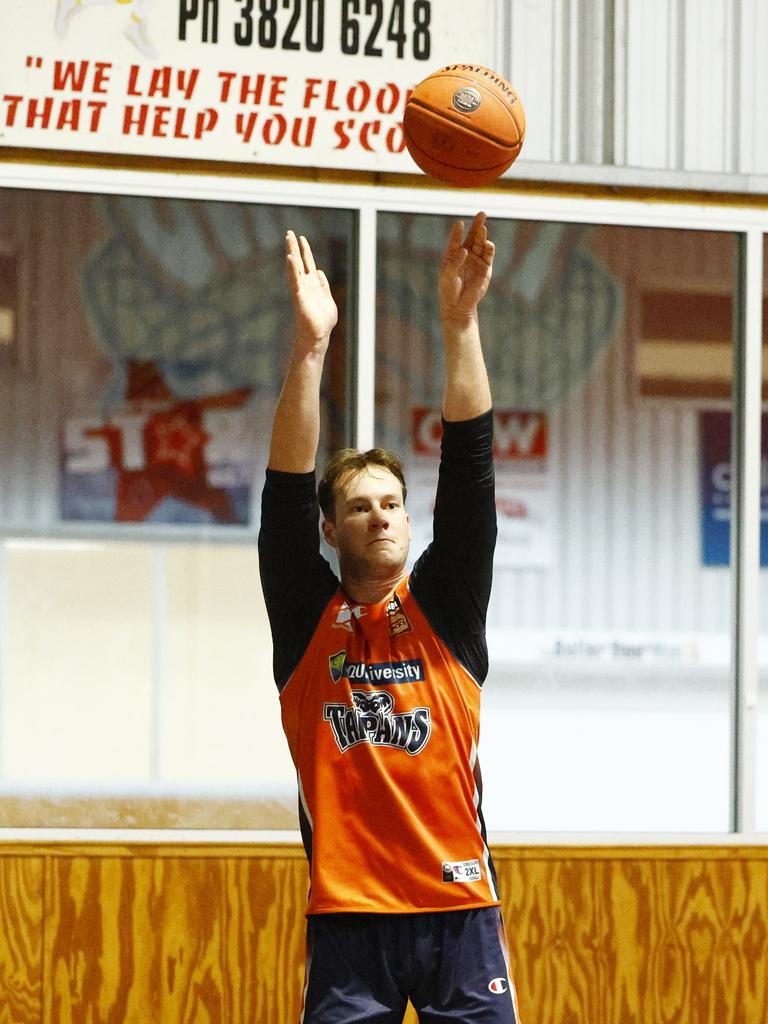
[45, 856, 229, 1024]
[598, 857, 768, 1024]
[497, 856, 600, 1024]
[2, 844, 768, 1024]
[222, 856, 308, 1024]
[0, 856, 43, 1024]
[493, 851, 768, 1024]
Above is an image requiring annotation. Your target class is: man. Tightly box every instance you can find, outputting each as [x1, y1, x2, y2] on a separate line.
[259, 213, 519, 1022]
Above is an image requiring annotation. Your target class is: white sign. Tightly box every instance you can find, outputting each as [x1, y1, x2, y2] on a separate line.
[487, 629, 733, 670]
[410, 406, 554, 570]
[0, 0, 493, 170]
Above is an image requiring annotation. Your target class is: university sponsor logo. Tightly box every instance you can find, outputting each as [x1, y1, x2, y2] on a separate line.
[442, 859, 482, 883]
[324, 690, 431, 755]
[488, 978, 509, 995]
[328, 657, 425, 685]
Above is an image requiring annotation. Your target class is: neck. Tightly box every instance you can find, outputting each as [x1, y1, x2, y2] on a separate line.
[340, 567, 407, 605]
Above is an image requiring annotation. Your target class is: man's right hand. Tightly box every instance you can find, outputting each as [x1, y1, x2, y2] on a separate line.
[286, 230, 339, 349]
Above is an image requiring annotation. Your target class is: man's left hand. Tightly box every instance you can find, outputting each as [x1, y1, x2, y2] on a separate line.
[439, 212, 495, 328]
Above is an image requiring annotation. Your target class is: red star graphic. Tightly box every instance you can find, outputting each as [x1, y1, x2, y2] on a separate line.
[146, 409, 208, 477]
[85, 361, 253, 523]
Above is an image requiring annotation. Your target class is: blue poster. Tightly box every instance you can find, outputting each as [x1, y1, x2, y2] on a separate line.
[699, 410, 768, 567]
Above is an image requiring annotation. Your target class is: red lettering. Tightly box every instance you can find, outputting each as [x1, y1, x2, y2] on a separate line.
[126, 64, 142, 96]
[152, 105, 171, 137]
[56, 99, 80, 131]
[148, 67, 172, 99]
[291, 116, 316, 148]
[347, 80, 371, 113]
[52, 60, 89, 91]
[173, 107, 189, 140]
[324, 80, 340, 110]
[236, 111, 259, 143]
[123, 103, 148, 135]
[376, 83, 400, 115]
[263, 114, 287, 145]
[360, 120, 380, 151]
[27, 97, 54, 129]
[2, 96, 23, 127]
[195, 108, 218, 139]
[386, 123, 406, 153]
[217, 71, 236, 102]
[303, 78, 322, 108]
[87, 100, 107, 132]
[92, 62, 112, 93]
[269, 77, 287, 106]
[334, 118, 355, 149]
[239, 74, 266, 104]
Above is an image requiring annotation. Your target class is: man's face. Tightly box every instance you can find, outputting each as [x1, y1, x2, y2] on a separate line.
[322, 466, 411, 579]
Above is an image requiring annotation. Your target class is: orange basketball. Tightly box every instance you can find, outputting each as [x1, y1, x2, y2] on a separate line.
[403, 64, 526, 188]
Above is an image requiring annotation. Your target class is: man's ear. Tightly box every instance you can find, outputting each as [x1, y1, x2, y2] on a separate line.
[322, 518, 337, 548]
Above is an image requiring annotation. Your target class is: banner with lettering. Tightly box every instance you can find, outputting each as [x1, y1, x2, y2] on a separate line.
[410, 406, 554, 569]
[0, 0, 492, 170]
[699, 409, 768, 567]
[40, 191, 353, 529]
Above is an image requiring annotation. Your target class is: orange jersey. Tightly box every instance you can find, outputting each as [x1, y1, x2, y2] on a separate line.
[260, 412, 498, 916]
[279, 577, 500, 915]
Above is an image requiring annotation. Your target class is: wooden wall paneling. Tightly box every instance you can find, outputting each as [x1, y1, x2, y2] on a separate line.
[222, 854, 308, 1024]
[3, 844, 768, 1024]
[44, 854, 230, 1024]
[594, 855, 768, 1024]
[496, 855, 600, 1024]
[0, 856, 43, 1024]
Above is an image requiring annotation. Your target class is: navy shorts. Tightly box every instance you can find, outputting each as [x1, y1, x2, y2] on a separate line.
[301, 906, 520, 1023]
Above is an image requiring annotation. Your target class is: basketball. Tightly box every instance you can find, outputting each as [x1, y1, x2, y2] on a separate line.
[403, 64, 526, 188]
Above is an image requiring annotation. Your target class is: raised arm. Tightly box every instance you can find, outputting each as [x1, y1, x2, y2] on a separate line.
[268, 230, 339, 473]
[438, 212, 494, 422]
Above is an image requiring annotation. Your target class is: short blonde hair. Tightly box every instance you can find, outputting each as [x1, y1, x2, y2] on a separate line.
[319, 449, 407, 520]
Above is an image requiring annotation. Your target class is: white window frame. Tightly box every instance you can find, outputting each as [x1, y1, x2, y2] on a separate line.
[0, 160, 764, 847]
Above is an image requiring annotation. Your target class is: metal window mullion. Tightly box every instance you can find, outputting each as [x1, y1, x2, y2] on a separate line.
[492, 0, 509, 79]
[731, 228, 763, 837]
[354, 205, 377, 451]
[611, 0, 628, 167]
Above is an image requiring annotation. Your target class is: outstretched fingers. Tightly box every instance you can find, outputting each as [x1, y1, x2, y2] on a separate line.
[481, 238, 495, 267]
[463, 211, 487, 250]
[285, 235, 303, 292]
[441, 218, 466, 266]
[448, 218, 465, 249]
[285, 230, 319, 279]
[299, 234, 317, 274]
[466, 214, 495, 271]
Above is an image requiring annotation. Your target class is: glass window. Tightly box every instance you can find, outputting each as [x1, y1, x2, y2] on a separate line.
[758, 234, 768, 834]
[0, 187, 355, 828]
[3, 541, 154, 787]
[375, 212, 737, 832]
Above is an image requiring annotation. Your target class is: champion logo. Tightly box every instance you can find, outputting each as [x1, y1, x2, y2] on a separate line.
[488, 978, 508, 995]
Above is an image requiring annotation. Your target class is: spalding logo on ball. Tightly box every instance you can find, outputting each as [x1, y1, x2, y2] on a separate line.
[403, 64, 525, 188]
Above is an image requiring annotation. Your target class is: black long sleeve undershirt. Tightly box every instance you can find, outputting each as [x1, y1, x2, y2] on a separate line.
[258, 410, 497, 690]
